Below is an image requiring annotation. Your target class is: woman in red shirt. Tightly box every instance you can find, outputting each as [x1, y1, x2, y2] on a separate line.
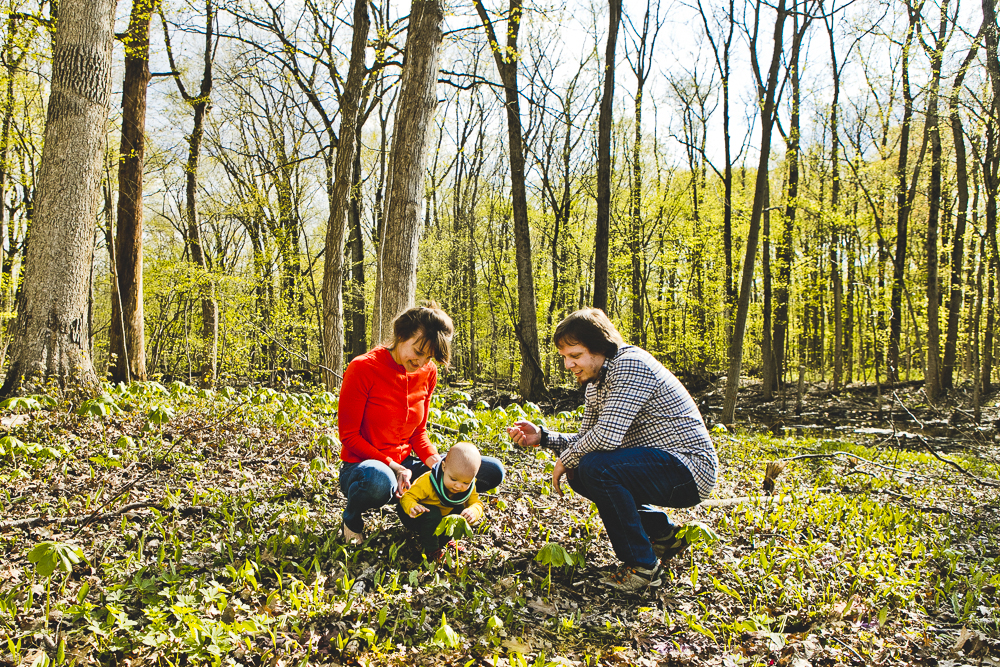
[338, 303, 505, 543]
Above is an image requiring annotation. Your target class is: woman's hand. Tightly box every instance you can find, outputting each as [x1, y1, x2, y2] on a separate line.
[506, 420, 541, 448]
[390, 463, 413, 497]
[424, 453, 443, 468]
[408, 503, 429, 518]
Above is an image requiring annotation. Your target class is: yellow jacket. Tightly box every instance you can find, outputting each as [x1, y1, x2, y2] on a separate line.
[400, 471, 485, 524]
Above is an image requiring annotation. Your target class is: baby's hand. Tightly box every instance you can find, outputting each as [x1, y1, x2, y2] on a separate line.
[408, 504, 429, 518]
[460, 507, 482, 526]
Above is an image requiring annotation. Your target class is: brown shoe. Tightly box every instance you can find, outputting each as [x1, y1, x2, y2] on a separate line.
[342, 523, 363, 545]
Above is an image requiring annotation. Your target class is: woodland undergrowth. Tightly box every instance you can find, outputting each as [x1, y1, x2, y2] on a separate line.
[0, 381, 999, 667]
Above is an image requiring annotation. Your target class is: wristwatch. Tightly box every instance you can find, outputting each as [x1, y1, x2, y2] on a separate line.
[538, 425, 549, 449]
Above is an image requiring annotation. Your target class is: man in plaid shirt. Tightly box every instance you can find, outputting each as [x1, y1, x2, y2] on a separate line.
[507, 309, 718, 593]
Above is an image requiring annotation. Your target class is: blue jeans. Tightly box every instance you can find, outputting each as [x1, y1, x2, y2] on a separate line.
[567, 447, 700, 569]
[339, 454, 505, 533]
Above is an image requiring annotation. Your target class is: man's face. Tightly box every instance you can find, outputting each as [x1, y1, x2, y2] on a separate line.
[557, 342, 606, 384]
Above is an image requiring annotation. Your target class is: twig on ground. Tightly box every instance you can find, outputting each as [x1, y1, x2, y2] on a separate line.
[917, 435, 1000, 488]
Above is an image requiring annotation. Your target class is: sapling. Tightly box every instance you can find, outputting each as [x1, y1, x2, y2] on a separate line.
[27, 541, 87, 628]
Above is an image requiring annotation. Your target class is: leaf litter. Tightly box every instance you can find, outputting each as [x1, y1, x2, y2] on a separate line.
[0, 380, 997, 666]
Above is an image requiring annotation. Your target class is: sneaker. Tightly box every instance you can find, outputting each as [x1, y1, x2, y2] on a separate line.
[600, 563, 663, 592]
[651, 526, 689, 563]
[341, 523, 363, 546]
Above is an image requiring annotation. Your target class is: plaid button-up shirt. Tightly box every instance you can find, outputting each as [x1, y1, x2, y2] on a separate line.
[547, 345, 718, 501]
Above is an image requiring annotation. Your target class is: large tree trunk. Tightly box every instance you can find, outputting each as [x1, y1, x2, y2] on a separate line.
[592, 0, 621, 313]
[372, 0, 442, 345]
[474, 0, 546, 400]
[108, 0, 157, 384]
[981, 0, 1000, 393]
[720, 0, 787, 424]
[322, 0, 368, 388]
[0, 0, 115, 397]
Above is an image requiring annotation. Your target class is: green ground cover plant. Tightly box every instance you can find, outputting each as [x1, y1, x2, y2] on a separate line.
[0, 382, 998, 666]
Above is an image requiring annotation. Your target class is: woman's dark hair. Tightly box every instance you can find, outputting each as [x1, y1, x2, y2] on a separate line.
[390, 301, 454, 364]
[552, 308, 624, 358]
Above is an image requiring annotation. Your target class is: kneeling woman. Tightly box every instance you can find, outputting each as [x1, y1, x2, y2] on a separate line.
[337, 303, 504, 543]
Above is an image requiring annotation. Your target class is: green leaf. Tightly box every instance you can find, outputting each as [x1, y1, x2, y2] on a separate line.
[434, 514, 474, 539]
[678, 521, 720, 545]
[434, 614, 461, 649]
[534, 542, 577, 569]
[27, 541, 85, 578]
[146, 405, 174, 426]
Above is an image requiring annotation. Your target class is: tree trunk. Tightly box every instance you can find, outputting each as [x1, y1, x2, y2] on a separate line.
[772, 5, 801, 394]
[346, 136, 367, 363]
[162, 0, 218, 387]
[888, 4, 921, 384]
[474, 0, 546, 400]
[720, 0, 787, 424]
[323, 0, 367, 387]
[0, 0, 115, 397]
[372, 0, 442, 345]
[592, 0, 621, 312]
[108, 0, 157, 384]
[923, 0, 951, 402]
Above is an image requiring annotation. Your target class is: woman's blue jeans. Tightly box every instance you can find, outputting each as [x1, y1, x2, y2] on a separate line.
[567, 447, 700, 569]
[339, 454, 505, 533]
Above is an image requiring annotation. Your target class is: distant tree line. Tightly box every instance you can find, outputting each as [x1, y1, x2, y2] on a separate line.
[0, 0, 998, 422]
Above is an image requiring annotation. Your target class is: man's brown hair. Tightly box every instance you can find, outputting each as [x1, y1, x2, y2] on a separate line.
[390, 301, 454, 364]
[552, 308, 625, 358]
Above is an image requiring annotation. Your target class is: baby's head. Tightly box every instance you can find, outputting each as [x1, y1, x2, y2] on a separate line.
[442, 442, 481, 494]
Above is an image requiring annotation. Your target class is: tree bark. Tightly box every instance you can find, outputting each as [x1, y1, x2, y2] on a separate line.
[474, 0, 546, 400]
[720, 0, 787, 424]
[888, 3, 921, 384]
[108, 0, 157, 384]
[943, 31, 979, 389]
[372, 0, 443, 345]
[0, 0, 115, 397]
[322, 0, 368, 388]
[162, 0, 218, 387]
[923, 0, 952, 401]
[593, 0, 621, 313]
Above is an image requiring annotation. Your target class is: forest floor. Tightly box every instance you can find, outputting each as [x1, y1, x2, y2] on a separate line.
[0, 379, 999, 666]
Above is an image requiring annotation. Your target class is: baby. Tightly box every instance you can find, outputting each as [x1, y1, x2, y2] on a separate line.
[399, 442, 485, 560]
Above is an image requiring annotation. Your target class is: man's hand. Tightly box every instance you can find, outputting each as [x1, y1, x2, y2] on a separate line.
[408, 503, 429, 518]
[391, 463, 413, 497]
[506, 420, 541, 448]
[552, 458, 574, 497]
[424, 453, 443, 468]
[460, 507, 482, 525]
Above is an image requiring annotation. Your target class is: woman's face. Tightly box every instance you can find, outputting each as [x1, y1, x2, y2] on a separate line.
[392, 335, 433, 373]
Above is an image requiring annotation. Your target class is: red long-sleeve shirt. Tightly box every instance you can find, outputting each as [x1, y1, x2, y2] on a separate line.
[338, 347, 438, 466]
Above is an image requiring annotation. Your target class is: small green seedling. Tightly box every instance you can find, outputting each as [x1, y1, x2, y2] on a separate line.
[27, 541, 87, 627]
[435, 514, 474, 539]
[433, 613, 461, 649]
[535, 542, 583, 593]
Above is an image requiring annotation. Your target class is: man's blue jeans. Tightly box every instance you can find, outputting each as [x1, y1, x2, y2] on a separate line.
[339, 454, 505, 533]
[567, 447, 700, 569]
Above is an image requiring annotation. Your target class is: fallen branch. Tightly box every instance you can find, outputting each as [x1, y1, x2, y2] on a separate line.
[0, 502, 211, 531]
[917, 435, 1000, 488]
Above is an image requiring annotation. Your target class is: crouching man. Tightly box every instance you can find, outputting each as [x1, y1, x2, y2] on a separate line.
[507, 308, 718, 592]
